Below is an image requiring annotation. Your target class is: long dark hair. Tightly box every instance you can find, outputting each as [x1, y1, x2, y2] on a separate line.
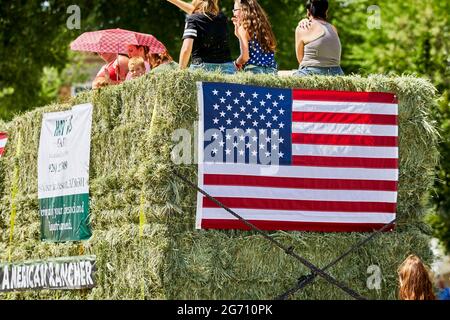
[306, 0, 328, 20]
[237, 0, 277, 52]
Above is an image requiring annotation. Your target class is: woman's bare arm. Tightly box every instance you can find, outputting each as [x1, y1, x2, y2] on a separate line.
[295, 26, 306, 64]
[234, 22, 250, 66]
[179, 38, 194, 69]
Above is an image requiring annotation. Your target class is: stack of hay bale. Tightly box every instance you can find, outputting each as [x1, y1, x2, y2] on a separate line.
[0, 71, 439, 299]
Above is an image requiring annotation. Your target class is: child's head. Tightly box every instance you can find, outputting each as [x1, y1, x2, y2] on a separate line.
[233, 0, 277, 52]
[148, 50, 174, 69]
[191, 0, 219, 15]
[128, 57, 146, 79]
[398, 255, 436, 300]
[93, 76, 110, 89]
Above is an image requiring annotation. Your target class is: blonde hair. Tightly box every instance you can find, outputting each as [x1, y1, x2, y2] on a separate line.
[398, 255, 436, 300]
[93, 76, 109, 89]
[191, 0, 220, 16]
[236, 0, 277, 52]
[128, 57, 146, 70]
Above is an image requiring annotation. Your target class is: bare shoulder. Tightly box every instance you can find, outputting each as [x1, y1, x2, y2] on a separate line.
[118, 55, 129, 63]
[308, 20, 327, 34]
[330, 24, 339, 34]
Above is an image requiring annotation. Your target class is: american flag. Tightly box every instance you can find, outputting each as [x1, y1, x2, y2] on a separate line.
[0, 132, 7, 157]
[196, 82, 398, 232]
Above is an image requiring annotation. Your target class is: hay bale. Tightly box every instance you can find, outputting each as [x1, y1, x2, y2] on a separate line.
[0, 71, 439, 299]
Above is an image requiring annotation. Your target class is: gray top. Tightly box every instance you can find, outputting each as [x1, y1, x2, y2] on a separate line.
[300, 22, 342, 68]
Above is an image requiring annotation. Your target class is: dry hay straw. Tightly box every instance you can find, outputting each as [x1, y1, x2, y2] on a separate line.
[0, 71, 439, 299]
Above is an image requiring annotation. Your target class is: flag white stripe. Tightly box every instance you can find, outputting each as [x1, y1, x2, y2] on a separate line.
[203, 185, 398, 202]
[0, 139, 6, 148]
[202, 208, 395, 224]
[292, 122, 398, 137]
[292, 144, 399, 158]
[202, 163, 399, 181]
[293, 101, 398, 115]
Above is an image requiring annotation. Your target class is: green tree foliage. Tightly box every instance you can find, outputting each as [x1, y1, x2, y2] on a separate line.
[0, 1, 91, 119]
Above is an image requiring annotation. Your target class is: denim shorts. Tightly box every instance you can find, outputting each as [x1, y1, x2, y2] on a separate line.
[190, 62, 236, 75]
[294, 66, 344, 77]
[244, 64, 278, 75]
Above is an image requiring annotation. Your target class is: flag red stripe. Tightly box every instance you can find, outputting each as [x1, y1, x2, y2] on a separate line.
[203, 197, 396, 213]
[293, 112, 398, 125]
[292, 133, 398, 147]
[292, 156, 398, 169]
[201, 219, 395, 232]
[0, 133, 7, 139]
[204, 174, 398, 191]
[0, 147, 4, 156]
[293, 90, 398, 104]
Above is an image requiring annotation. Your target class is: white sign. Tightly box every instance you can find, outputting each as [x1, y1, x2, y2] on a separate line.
[38, 103, 93, 241]
[0, 256, 96, 292]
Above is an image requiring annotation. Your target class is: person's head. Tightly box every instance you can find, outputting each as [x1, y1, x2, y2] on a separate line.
[437, 275, 448, 289]
[127, 45, 149, 59]
[116, 54, 130, 81]
[128, 57, 146, 79]
[93, 76, 110, 89]
[233, 0, 277, 52]
[147, 50, 174, 69]
[58, 84, 71, 102]
[306, 0, 328, 20]
[191, 0, 220, 16]
[98, 52, 117, 63]
[398, 255, 436, 300]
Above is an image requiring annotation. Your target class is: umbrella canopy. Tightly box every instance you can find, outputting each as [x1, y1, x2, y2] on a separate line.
[70, 28, 166, 54]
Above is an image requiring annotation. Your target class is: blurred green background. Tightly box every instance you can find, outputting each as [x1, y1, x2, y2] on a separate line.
[0, 0, 449, 251]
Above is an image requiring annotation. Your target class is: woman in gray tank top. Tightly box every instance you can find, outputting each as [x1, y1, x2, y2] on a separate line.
[294, 0, 344, 76]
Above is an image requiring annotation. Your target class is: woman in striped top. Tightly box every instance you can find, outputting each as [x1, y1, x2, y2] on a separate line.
[168, 0, 235, 74]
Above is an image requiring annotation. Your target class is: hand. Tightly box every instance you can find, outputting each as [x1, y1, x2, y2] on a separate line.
[234, 60, 243, 71]
[232, 17, 240, 38]
[297, 18, 312, 31]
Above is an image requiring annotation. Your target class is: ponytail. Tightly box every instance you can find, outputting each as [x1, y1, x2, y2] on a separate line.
[192, 0, 220, 16]
[306, 0, 328, 20]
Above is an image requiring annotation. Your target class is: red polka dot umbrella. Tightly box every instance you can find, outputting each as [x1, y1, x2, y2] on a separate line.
[70, 28, 166, 54]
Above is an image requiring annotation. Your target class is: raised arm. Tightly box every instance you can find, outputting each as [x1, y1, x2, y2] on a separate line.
[233, 19, 250, 68]
[295, 18, 313, 64]
[166, 0, 195, 14]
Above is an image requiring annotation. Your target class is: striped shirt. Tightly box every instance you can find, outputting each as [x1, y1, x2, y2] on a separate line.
[182, 12, 232, 64]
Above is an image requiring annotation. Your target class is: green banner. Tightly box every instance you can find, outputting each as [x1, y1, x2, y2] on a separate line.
[40, 193, 91, 242]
